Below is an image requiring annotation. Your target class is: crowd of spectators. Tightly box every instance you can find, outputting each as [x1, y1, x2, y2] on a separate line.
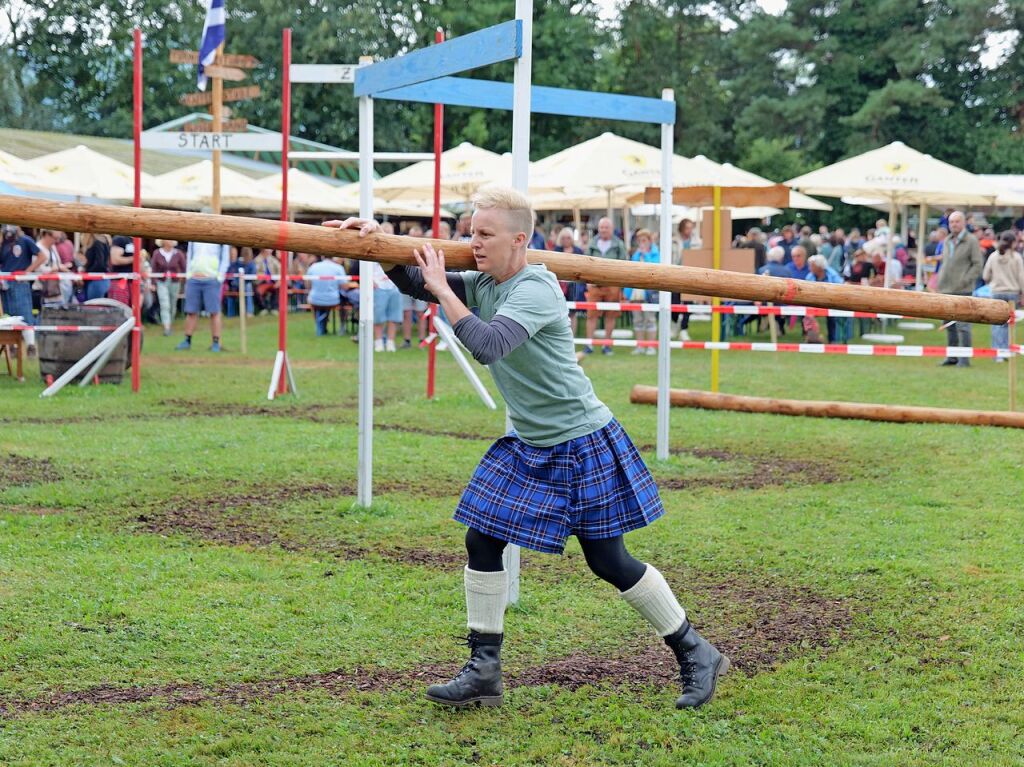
[2, 210, 1023, 360]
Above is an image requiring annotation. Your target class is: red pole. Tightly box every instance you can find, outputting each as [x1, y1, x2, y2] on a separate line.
[131, 28, 143, 393]
[277, 27, 292, 395]
[426, 27, 444, 400]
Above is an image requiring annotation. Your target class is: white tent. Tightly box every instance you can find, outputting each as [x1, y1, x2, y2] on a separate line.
[0, 149, 79, 195]
[28, 145, 161, 201]
[258, 169, 452, 219]
[532, 133, 829, 218]
[787, 141, 1008, 288]
[372, 142, 513, 204]
[150, 161, 275, 211]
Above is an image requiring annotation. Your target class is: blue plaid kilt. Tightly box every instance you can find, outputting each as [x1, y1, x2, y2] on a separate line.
[454, 418, 664, 554]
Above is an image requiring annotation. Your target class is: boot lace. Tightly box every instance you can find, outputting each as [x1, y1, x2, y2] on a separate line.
[451, 633, 480, 680]
[678, 649, 697, 686]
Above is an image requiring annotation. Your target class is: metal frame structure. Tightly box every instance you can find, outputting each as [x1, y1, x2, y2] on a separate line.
[353, 1, 677, 602]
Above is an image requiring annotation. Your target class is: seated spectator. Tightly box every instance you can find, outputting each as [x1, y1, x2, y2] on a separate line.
[254, 248, 281, 315]
[758, 246, 790, 278]
[804, 254, 848, 343]
[847, 249, 876, 284]
[306, 254, 356, 336]
[787, 246, 810, 280]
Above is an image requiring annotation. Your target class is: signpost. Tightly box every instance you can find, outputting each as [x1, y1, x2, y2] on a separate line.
[169, 49, 262, 214]
[179, 85, 261, 107]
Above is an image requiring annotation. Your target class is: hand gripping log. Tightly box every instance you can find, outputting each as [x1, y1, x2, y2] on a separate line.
[0, 196, 1010, 325]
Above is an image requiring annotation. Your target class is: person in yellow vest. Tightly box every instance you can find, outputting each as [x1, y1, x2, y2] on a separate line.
[176, 241, 229, 352]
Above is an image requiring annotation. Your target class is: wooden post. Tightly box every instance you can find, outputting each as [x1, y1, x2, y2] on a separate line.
[211, 43, 225, 214]
[238, 267, 247, 354]
[630, 385, 1024, 429]
[0, 196, 1012, 326]
[768, 303, 778, 343]
[710, 186, 721, 392]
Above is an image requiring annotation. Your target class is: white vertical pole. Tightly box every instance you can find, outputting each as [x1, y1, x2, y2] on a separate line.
[357, 57, 375, 508]
[511, 0, 532, 192]
[656, 89, 674, 461]
[504, 0, 533, 606]
[916, 203, 926, 291]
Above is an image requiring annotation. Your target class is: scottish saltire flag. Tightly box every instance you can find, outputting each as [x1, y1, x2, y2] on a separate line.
[197, 0, 226, 91]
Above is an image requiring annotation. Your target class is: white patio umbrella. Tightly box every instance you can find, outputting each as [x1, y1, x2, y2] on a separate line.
[256, 168, 352, 212]
[0, 149, 80, 195]
[150, 161, 275, 211]
[333, 183, 454, 219]
[533, 133, 830, 223]
[372, 142, 513, 204]
[787, 141, 1003, 289]
[257, 169, 453, 219]
[28, 144, 160, 201]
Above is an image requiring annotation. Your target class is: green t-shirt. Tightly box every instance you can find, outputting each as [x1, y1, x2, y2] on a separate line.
[462, 264, 612, 447]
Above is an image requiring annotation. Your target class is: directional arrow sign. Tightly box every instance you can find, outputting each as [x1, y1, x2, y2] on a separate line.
[140, 132, 280, 152]
[179, 85, 261, 107]
[202, 64, 246, 82]
[170, 50, 261, 68]
[184, 119, 249, 132]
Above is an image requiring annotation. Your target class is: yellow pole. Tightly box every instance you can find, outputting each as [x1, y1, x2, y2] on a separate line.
[711, 186, 721, 392]
[1010, 302, 1017, 412]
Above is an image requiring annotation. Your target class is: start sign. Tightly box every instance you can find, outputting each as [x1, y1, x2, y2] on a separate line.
[140, 131, 281, 152]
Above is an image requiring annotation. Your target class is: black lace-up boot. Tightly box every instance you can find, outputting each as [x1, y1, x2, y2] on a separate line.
[664, 619, 729, 709]
[425, 631, 504, 707]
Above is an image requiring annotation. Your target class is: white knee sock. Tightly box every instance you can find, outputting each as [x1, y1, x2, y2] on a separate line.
[465, 567, 508, 634]
[22, 329, 36, 347]
[619, 564, 686, 636]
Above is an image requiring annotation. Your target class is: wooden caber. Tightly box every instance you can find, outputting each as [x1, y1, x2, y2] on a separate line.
[0, 195, 1012, 325]
[630, 386, 1024, 430]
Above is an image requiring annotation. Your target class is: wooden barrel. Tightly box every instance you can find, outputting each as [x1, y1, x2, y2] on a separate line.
[38, 302, 134, 384]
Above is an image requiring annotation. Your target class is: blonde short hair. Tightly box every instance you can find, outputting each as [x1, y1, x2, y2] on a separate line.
[471, 186, 535, 241]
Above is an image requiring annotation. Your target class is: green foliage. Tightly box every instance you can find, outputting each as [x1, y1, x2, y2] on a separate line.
[2, 0, 1022, 181]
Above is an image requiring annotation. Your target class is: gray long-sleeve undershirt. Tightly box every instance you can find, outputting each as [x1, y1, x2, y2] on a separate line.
[386, 264, 529, 365]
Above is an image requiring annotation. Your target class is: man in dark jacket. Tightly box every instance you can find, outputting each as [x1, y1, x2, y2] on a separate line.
[937, 211, 983, 367]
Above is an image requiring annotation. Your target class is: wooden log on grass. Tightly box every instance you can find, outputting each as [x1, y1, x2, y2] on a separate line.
[630, 385, 1024, 429]
[0, 195, 1011, 325]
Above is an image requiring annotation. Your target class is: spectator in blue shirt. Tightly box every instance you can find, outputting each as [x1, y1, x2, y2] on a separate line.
[787, 246, 810, 280]
[758, 246, 790, 278]
[778, 225, 798, 264]
[805, 254, 848, 342]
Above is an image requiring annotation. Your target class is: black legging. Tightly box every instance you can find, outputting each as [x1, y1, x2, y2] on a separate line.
[464, 528, 647, 592]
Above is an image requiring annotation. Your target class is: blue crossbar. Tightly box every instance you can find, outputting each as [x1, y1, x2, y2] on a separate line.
[374, 76, 675, 125]
[354, 21, 523, 97]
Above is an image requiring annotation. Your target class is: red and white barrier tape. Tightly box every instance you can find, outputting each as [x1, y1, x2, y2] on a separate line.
[574, 338, 1023, 358]
[0, 272, 137, 281]
[1, 324, 119, 332]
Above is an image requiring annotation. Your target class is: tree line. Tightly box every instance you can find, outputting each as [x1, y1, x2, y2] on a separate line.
[3, 0, 1021, 196]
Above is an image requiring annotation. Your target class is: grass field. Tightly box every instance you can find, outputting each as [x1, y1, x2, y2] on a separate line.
[2, 314, 1022, 766]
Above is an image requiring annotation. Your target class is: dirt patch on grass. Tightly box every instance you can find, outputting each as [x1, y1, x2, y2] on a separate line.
[158, 397, 380, 423]
[0, 455, 64, 488]
[376, 423, 493, 441]
[135, 482, 464, 568]
[639, 445, 843, 491]
[1, 573, 851, 717]
[2, 505, 68, 516]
